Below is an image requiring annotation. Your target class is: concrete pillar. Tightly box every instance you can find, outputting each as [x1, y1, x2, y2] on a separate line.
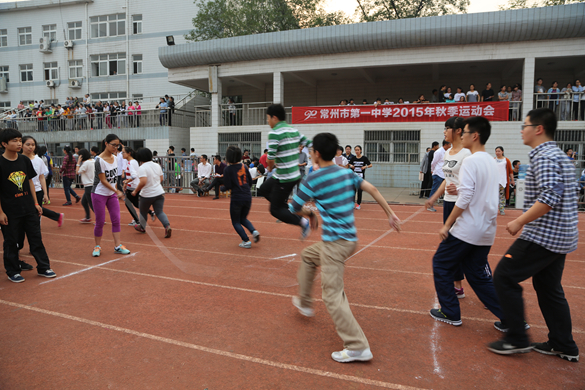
[522, 58, 536, 120]
[273, 71, 284, 105]
[210, 66, 222, 128]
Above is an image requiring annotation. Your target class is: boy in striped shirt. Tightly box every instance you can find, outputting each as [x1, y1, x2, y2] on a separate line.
[259, 104, 312, 238]
[289, 132, 401, 363]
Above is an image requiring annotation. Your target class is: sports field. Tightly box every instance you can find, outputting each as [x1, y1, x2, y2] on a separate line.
[1, 193, 583, 389]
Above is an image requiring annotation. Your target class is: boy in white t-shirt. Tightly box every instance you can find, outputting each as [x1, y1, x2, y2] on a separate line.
[429, 116, 505, 328]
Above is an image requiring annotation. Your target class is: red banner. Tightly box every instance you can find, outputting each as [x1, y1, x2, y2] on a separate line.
[292, 101, 509, 124]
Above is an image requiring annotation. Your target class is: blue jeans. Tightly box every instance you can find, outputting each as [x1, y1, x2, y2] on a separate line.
[230, 200, 256, 242]
[63, 177, 79, 203]
[429, 175, 444, 198]
[433, 233, 502, 321]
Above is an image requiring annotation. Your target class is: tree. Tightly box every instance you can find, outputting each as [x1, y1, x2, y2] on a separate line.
[499, 0, 584, 10]
[185, 0, 350, 42]
[354, 0, 470, 22]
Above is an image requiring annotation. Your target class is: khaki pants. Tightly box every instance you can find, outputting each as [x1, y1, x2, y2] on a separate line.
[298, 239, 369, 350]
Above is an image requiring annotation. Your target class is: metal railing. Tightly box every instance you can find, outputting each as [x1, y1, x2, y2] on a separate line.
[194, 105, 212, 127]
[0, 109, 196, 132]
[534, 92, 584, 121]
[220, 102, 272, 127]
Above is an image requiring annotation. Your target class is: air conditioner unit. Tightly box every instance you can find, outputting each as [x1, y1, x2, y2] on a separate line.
[69, 79, 82, 88]
[46, 80, 55, 87]
[0, 77, 7, 93]
[64, 40, 74, 49]
[39, 37, 52, 53]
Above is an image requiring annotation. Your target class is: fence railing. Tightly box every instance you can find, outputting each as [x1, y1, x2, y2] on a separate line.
[0, 109, 196, 132]
[534, 92, 584, 121]
[220, 102, 272, 127]
[194, 105, 212, 127]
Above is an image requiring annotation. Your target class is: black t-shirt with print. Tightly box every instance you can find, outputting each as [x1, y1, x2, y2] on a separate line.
[481, 89, 495, 101]
[349, 155, 371, 178]
[0, 154, 37, 217]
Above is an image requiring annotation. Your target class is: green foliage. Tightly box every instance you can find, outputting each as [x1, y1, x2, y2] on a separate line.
[355, 0, 470, 22]
[499, 0, 584, 10]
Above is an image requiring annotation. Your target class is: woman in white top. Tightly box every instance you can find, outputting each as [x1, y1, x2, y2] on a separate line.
[453, 87, 466, 103]
[91, 134, 131, 257]
[132, 147, 172, 238]
[494, 146, 514, 216]
[466, 84, 479, 103]
[21, 136, 63, 226]
[425, 117, 472, 298]
[76, 148, 95, 223]
[122, 146, 155, 226]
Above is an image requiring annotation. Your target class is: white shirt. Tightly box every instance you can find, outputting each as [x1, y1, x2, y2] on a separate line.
[116, 152, 125, 177]
[466, 90, 479, 102]
[124, 159, 140, 189]
[78, 159, 95, 186]
[137, 161, 165, 198]
[451, 152, 500, 246]
[454, 92, 466, 102]
[494, 157, 509, 187]
[442, 147, 472, 202]
[31, 155, 49, 192]
[431, 147, 447, 179]
[197, 162, 212, 178]
[92, 157, 118, 196]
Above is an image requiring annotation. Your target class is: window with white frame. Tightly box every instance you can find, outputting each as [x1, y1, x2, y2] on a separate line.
[42, 24, 57, 42]
[90, 53, 126, 76]
[364, 130, 420, 163]
[132, 15, 142, 34]
[90, 14, 125, 38]
[44, 62, 58, 80]
[90, 92, 127, 101]
[0, 66, 9, 83]
[67, 22, 82, 40]
[0, 29, 7, 47]
[218, 132, 262, 159]
[18, 27, 32, 46]
[0, 102, 11, 111]
[132, 54, 142, 74]
[68, 60, 83, 79]
[19, 64, 33, 82]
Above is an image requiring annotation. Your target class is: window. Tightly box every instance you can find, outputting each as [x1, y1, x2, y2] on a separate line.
[132, 54, 142, 74]
[0, 66, 9, 83]
[90, 53, 126, 77]
[19, 64, 33, 82]
[132, 15, 142, 34]
[68, 60, 83, 78]
[0, 29, 7, 47]
[44, 62, 58, 80]
[42, 24, 57, 42]
[67, 22, 82, 40]
[18, 27, 32, 46]
[218, 132, 262, 159]
[90, 14, 125, 38]
[0, 102, 11, 110]
[90, 92, 127, 101]
[364, 130, 420, 163]
[555, 129, 584, 168]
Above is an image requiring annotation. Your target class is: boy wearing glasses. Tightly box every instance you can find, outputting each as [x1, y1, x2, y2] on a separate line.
[489, 108, 579, 361]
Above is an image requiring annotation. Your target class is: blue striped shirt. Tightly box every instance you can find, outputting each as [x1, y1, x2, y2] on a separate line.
[289, 164, 363, 242]
[520, 141, 578, 254]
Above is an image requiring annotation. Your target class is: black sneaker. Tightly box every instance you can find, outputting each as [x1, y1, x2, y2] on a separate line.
[494, 321, 531, 332]
[37, 269, 57, 278]
[531, 341, 579, 362]
[8, 273, 25, 283]
[429, 308, 462, 326]
[19, 261, 34, 271]
[487, 339, 532, 355]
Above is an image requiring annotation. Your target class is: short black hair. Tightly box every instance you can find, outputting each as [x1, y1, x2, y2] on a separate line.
[464, 116, 491, 145]
[169, 146, 175, 151]
[565, 148, 573, 152]
[201, 154, 208, 161]
[214, 154, 221, 162]
[266, 104, 286, 121]
[263, 149, 268, 153]
[442, 140, 450, 146]
[431, 141, 439, 147]
[91, 146, 99, 154]
[79, 148, 91, 162]
[191, 148, 195, 152]
[181, 148, 186, 152]
[337, 145, 343, 152]
[444, 116, 465, 131]
[225, 146, 242, 164]
[526, 108, 557, 139]
[1, 128, 22, 145]
[135, 147, 153, 163]
[345, 145, 352, 149]
[313, 133, 338, 161]
[512, 160, 520, 168]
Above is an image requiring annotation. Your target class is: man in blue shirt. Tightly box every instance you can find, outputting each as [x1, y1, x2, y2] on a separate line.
[489, 108, 579, 362]
[156, 97, 168, 126]
[288, 132, 401, 363]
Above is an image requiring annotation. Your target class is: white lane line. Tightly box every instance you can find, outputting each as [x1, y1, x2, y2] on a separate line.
[272, 253, 297, 260]
[430, 297, 443, 378]
[0, 299, 426, 390]
[39, 252, 138, 284]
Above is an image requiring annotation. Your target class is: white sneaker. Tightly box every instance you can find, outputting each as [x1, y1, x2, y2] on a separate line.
[252, 230, 260, 243]
[128, 221, 137, 226]
[239, 241, 252, 249]
[292, 296, 314, 317]
[355, 205, 361, 210]
[331, 348, 373, 363]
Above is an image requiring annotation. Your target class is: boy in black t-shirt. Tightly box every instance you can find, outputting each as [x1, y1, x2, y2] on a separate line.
[0, 128, 56, 283]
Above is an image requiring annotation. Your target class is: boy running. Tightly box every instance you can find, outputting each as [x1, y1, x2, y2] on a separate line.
[0, 128, 56, 282]
[289, 132, 401, 363]
[489, 108, 579, 361]
[258, 104, 312, 239]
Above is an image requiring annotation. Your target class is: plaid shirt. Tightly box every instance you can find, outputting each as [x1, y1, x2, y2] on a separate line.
[520, 141, 578, 254]
[59, 154, 77, 179]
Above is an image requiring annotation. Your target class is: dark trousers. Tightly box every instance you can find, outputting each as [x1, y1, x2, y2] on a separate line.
[82, 186, 94, 219]
[63, 177, 79, 202]
[354, 188, 363, 205]
[433, 233, 502, 321]
[494, 239, 578, 353]
[429, 175, 444, 198]
[442, 201, 464, 282]
[230, 200, 256, 242]
[2, 212, 51, 276]
[36, 191, 60, 222]
[257, 176, 302, 226]
[45, 174, 52, 198]
[420, 171, 432, 198]
[138, 195, 170, 229]
[125, 189, 140, 222]
[207, 177, 224, 197]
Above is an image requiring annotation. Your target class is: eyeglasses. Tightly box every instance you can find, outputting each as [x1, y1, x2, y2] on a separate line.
[108, 142, 120, 148]
[521, 124, 537, 130]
